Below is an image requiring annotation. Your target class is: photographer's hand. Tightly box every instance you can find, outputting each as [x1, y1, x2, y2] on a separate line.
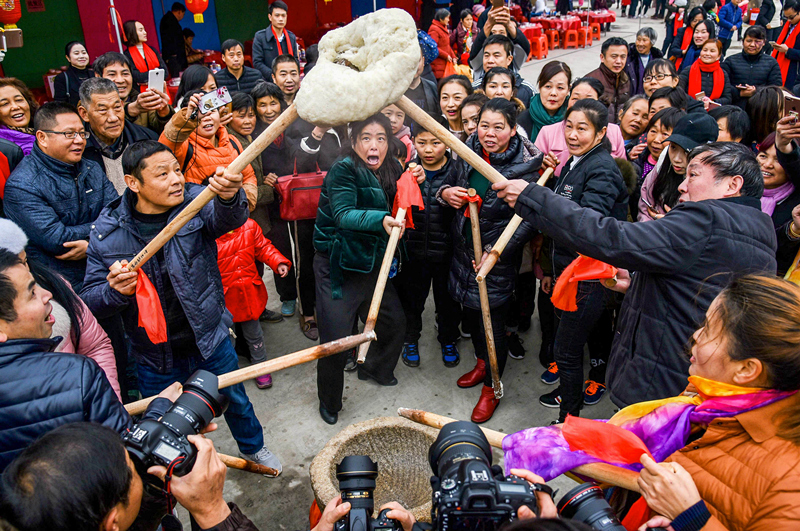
[147, 435, 231, 529]
[509, 469, 558, 519]
[312, 495, 351, 531]
[380, 502, 416, 531]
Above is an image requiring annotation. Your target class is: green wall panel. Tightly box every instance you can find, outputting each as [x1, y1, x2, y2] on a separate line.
[214, 0, 272, 46]
[4, 1, 86, 89]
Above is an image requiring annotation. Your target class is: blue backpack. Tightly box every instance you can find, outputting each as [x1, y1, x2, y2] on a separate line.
[417, 30, 439, 65]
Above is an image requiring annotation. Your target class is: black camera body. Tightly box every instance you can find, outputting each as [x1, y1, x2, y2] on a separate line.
[334, 456, 402, 531]
[123, 370, 228, 478]
[429, 421, 539, 531]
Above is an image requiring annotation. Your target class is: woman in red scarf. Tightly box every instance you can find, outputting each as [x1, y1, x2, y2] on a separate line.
[678, 39, 732, 105]
[122, 20, 169, 86]
[669, 6, 707, 70]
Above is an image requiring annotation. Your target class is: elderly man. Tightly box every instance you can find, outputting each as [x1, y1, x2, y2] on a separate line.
[252, 0, 298, 80]
[79, 77, 157, 195]
[587, 37, 631, 121]
[93, 52, 174, 134]
[625, 27, 663, 95]
[492, 142, 777, 410]
[722, 26, 783, 109]
[3, 102, 117, 290]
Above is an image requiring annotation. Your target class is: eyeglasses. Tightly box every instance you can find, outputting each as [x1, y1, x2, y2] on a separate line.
[40, 130, 90, 139]
[643, 73, 673, 82]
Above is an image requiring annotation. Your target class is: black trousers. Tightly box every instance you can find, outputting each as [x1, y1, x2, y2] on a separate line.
[266, 210, 297, 302]
[537, 281, 556, 367]
[394, 258, 461, 345]
[315, 253, 405, 412]
[462, 300, 511, 388]
[290, 219, 317, 317]
[97, 314, 134, 401]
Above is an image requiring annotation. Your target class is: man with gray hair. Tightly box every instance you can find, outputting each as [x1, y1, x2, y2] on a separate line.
[626, 27, 663, 95]
[493, 142, 777, 412]
[78, 77, 156, 195]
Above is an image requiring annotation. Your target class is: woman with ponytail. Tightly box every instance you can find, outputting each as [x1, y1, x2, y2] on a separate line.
[122, 20, 169, 85]
[679, 39, 732, 104]
[670, 7, 707, 70]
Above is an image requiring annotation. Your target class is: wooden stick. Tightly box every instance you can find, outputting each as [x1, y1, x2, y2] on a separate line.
[468, 189, 503, 399]
[218, 453, 280, 477]
[398, 408, 641, 492]
[125, 103, 300, 272]
[476, 168, 554, 282]
[125, 331, 376, 415]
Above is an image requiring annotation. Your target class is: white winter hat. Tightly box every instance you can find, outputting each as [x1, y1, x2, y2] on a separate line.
[0, 218, 28, 254]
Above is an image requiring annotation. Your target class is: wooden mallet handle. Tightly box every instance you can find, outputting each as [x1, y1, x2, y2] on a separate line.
[125, 331, 376, 415]
[397, 408, 641, 492]
[125, 103, 300, 272]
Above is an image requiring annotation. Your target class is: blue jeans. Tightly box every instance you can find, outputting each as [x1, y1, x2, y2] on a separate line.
[137, 340, 264, 454]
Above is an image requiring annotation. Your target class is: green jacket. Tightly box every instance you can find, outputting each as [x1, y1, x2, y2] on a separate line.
[314, 155, 396, 299]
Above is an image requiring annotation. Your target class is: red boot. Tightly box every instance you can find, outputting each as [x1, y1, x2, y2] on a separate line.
[471, 385, 500, 423]
[457, 359, 486, 388]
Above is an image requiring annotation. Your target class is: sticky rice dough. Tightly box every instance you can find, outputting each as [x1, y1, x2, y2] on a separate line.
[295, 8, 421, 126]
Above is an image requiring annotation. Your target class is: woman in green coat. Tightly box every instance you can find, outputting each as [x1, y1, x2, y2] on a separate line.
[313, 113, 407, 425]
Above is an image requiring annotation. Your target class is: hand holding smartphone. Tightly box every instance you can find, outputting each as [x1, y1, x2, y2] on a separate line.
[147, 68, 165, 93]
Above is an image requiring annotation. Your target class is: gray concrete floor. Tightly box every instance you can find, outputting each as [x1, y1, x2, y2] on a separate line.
[181, 14, 745, 529]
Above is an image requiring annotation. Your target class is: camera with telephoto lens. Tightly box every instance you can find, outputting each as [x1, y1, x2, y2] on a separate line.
[428, 421, 544, 531]
[557, 483, 627, 531]
[122, 370, 229, 481]
[334, 456, 403, 531]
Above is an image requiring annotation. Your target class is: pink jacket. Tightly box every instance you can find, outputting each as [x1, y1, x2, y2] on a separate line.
[56, 299, 121, 401]
[534, 121, 626, 178]
[637, 147, 670, 222]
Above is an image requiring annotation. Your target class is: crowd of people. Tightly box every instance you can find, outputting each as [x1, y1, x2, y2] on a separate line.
[0, 0, 800, 529]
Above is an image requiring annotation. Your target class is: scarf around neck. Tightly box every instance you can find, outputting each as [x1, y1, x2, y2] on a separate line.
[761, 180, 796, 216]
[772, 21, 800, 83]
[674, 26, 694, 70]
[688, 59, 724, 100]
[528, 94, 566, 142]
[272, 26, 293, 56]
[128, 43, 160, 74]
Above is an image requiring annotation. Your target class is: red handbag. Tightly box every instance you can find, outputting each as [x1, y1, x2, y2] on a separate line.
[275, 162, 326, 221]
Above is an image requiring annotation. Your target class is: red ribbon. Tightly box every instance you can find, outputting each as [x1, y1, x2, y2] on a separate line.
[136, 269, 168, 344]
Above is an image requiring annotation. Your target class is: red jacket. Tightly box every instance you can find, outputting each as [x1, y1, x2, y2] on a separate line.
[428, 19, 456, 79]
[216, 218, 291, 322]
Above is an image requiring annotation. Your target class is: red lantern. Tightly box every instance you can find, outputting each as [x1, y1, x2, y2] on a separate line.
[186, 0, 208, 23]
[0, 0, 21, 29]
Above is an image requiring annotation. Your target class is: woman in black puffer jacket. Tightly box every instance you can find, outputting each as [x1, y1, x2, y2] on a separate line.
[540, 98, 629, 424]
[439, 98, 542, 423]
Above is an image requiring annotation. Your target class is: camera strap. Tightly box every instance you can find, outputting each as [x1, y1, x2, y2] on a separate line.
[163, 456, 187, 513]
[531, 482, 556, 500]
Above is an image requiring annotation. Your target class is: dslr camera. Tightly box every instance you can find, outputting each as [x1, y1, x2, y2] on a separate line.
[428, 421, 544, 531]
[335, 455, 403, 531]
[122, 370, 229, 482]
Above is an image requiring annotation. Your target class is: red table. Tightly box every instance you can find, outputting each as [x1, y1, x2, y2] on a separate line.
[521, 23, 543, 39]
[534, 16, 581, 31]
[569, 10, 616, 24]
[510, 3, 524, 22]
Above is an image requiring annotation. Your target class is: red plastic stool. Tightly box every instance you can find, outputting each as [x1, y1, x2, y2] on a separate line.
[590, 23, 602, 40]
[577, 26, 592, 47]
[546, 28, 560, 50]
[529, 35, 549, 59]
[563, 29, 579, 49]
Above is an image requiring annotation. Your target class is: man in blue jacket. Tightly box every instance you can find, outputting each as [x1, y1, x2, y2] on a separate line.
[718, 0, 744, 57]
[0, 249, 172, 472]
[252, 1, 298, 81]
[80, 140, 282, 473]
[3, 102, 118, 291]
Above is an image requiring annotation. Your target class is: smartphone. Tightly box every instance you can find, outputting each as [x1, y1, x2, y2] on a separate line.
[641, 195, 654, 209]
[198, 86, 232, 114]
[785, 93, 800, 119]
[706, 100, 721, 110]
[770, 41, 778, 47]
[0, 29, 23, 51]
[491, 0, 506, 8]
[694, 91, 706, 101]
[148, 68, 165, 93]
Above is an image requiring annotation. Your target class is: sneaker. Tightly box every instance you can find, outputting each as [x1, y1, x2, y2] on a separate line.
[402, 343, 420, 367]
[507, 332, 526, 360]
[240, 446, 282, 476]
[541, 362, 560, 385]
[259, 309, 284, 323]
[281, 299, 296, 317]
[539, 389, 562, 408]
[343, 349, 358, 372]
[441, 343, 460, 367]
[583, 380, 606, 406]
[256, 374, 273, 389]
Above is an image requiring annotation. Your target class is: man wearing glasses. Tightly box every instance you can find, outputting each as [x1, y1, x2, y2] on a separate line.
[3, 102, 117, 290]
[722, 25, 783, 110]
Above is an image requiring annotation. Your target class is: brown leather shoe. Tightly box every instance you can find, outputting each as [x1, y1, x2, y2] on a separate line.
[471, 385, 500, 423]
[457, 359, 486, 388]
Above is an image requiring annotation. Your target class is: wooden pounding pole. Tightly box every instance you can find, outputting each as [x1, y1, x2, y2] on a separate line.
[124, 103, 300, 272]
[476, 168, 554, 282]
[468, 189, 503, 399]
[219, 453, 281, 477]
[125, 331, 376, 415]
[398, 408, 641, 492]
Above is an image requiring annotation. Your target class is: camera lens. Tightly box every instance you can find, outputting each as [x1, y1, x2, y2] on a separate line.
[557, 483, 626, 531]
[159, 370, 229, 438]
[428, 421, 493, 480]
[336, 455, 378, 512]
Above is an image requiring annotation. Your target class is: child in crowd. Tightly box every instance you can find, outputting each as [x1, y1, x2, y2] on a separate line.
[708, 105, 750, 143]
[217, 218, 291, 388]
[395, 112, 462, 368]
[459, 92, 489, 138]
[382, 103, 415, 162]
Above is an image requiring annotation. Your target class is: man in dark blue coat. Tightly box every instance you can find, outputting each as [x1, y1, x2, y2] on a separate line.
[252, 1, 298, 81]
[3, 102, 118, 291]
[0, 249, 171, 472]
[81, 140, 282, 473]
[493, 142, 777, 408]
